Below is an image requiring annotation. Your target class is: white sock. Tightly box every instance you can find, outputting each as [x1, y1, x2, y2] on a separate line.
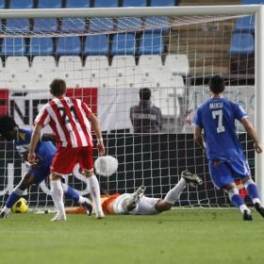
[87, 175, 103, 216]
[50, 179, 66, 217]
[78, 196, 87, 204]
[164, 178, 186, 204]
[239, 204, 251, 214]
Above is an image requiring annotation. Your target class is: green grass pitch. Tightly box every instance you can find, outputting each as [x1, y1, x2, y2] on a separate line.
[0, 209, 263, 264]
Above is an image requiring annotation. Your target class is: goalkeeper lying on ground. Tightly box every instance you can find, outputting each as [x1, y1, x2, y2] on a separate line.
[66, 171, 202, 215]
[0, 116, 92, 218]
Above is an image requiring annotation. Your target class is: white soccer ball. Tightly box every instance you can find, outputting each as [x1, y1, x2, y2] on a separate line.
[94, 155, 118, 177]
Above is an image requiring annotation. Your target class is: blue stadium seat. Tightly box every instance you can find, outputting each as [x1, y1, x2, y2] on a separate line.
[150, 0, 176, 6]
[37, 0, 61, 8]
[84, 35, 109, 55]
[66, 0, 90, 8]
[241, 0, 264, 4]
[139, 32, 165, 55]
[1, 38, 25, 56]
[123, 0, 146, 7]
[117, 17, 142, 31]
[56, 37, 81, 56]
[61, 18, 86, 33]
[90, 18, 114, 32]
[112, 33, 136, 55]
[6, 19, 30, 33]
[9, 0, 33, 8]
[235, 16, 254, 33]
[29, 38, 54, 56]
[230, 33, 254, 55]
[0, 0, 5, 8]
[145, 16, 170, 32]
[33, 18, 57, 32]
[94, 0, 118, 7]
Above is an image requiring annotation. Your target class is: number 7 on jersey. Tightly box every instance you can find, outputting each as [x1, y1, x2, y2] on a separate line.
[212, 110, 225, 133]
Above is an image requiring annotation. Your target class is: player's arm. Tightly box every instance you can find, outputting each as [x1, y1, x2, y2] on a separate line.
[41, 133, 56, 142]
[194, 126, 204, 149]
[27, 123, 43, 164]
[88, 112, 105, 156]
[240, 117, 262, 153]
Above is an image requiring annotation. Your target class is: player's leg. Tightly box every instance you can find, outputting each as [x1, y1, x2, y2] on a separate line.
[0, 173, 34, 218]
[160, 170, 202, 212]
[61, 181, 93, 215]
[209, 160, 252, 221]
[81, 146, 104, 219]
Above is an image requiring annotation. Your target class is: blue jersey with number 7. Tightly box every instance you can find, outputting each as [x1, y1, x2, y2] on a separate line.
[193, 97, 248, 161]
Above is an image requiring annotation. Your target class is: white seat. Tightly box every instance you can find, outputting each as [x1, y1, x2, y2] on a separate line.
[32, 56, 56, 72]
[85, 56, 109, 69]
[111, 55, 136, 68]
[5, 56, 30, 71]
[58, 56, 83, 70]
[138, 55, 162, 67]
[165, 54, 190, 76]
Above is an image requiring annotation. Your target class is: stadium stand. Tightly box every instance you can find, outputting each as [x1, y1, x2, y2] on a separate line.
[235, 16, 255, 33]
[111, 33, 136, 55]
[56, 37, 82, 56]
[37, 0, 61, 8]
[94, 0, 118, 7]
[84, 35, 109, 56]
[241, 0, 264, 4]
[230, 32, 254, 55]
[9, 0, 33, 9]
[150, 0, 177, 6]
[1, 38, 26, 56]
[33, 18, 58, 33]
[123, 0, 147, 7]
[6, 18, 30, 33]
[29, 38, 54, 56]
[89, 18, 114, 32]
[139, 31, 165, 55]
[65, 0, 90, 8]
[61, 18, 86, 33]
[0, 0, 5, 8]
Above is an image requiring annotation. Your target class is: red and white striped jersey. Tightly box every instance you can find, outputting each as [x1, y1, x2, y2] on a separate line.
[35, 96, 94, 148]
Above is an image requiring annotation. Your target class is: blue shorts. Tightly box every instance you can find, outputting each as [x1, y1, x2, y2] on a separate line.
[28, 165, 50, 185]
[208, 158, 250, 189]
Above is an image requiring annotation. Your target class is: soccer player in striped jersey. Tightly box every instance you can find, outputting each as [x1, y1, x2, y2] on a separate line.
[193, 75, 263, 221]
[0, 116, 92, 218]
[28, 79, 105, 221]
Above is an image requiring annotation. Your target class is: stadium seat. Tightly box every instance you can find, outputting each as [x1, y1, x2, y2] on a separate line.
[235, 16, 255, 33]
[123, 0, 146, 6]
[29, 38, 54, 56]
[0, 0, 5, 8]
[5, 56, 29, 70]
[9, 0, 33, 8]
[139, 32, 165, 55]
[150, 0, 176, 6]
[33, 18, 57, 32]
[66, 0, 90, 8]
[165, 54, 189, 76]
[117, 17, 142, 31]
[241, 0, 264, 4]
[90, 18, 114, 32]
[94, 0, 118, 7]
[1, 38, 25, 56]
[111, 55, 136, 68]
[6, 19, 30, 33]
[144, 16, 170, 32]
[61, 18, 86, 33]
[37, 0, 61, 8]
[31, 56, 56, 70]
[85, 55, 109, 68]
[230, 33, 254, 55]
[56, 37, 81, 56]
[112, 33, 136, 55]
[58, 56, 82, 69]
[139, 55, 162, 67]
[84, 35, 109, 55]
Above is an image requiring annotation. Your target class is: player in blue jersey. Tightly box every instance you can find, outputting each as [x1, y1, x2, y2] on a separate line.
[193, 75, 263, 221]
[0, 115, 92, 218]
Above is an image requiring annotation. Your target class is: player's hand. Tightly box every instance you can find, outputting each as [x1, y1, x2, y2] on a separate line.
[27, 152, 38, 165]
[97, 137, 105, 156]
[254, 143, 263, 154]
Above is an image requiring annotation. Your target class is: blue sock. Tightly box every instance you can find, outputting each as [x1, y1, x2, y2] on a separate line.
[228, 190, 244, 208]
[6, 192, 20, 208]
[246, 183, 259, 200]
[64, 186, 80, 203]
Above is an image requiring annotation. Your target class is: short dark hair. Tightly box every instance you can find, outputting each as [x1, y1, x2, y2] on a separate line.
[139, 88, 151, 100]
[50, 79, 67, 97]
[0, 115, 17, 136]
[209, 75, 225, 94]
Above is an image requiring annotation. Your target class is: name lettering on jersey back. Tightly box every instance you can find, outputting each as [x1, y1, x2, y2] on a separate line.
[209, 102, 223, 109]
[132, 113, 158, 120]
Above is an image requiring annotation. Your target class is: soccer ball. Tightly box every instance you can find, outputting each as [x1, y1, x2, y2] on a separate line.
[11, 198, 29, 213]
[94, 155, 118, 177]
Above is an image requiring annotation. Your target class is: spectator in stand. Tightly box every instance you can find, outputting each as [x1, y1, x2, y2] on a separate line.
[130, 88, 162, 133]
